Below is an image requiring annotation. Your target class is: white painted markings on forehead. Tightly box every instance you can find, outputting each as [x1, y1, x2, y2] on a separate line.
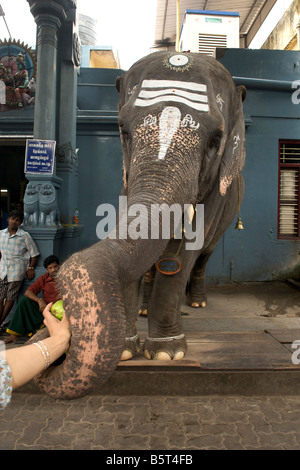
[158, 107, 181, 160]
[141, 80, 207, 92]
[139, 88, 208, 105]
[135, 80, 209, 112]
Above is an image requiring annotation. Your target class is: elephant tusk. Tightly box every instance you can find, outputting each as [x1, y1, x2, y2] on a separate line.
[186, 204, 195, 224]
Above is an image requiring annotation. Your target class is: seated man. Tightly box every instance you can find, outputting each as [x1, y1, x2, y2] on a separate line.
[4, 255, 61, 343]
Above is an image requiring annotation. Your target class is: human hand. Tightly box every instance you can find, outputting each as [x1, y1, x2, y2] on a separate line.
[38, 298, 47, 312]
[42, 303, 71, 353]
[26, 268, 35, 280]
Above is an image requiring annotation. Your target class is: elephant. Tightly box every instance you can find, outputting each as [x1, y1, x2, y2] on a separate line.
[29, 51, 246, 399]
[138, 254, 214, 316]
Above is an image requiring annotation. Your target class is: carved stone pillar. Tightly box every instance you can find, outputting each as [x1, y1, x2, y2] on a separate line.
[24, 0, 79, 270]
[34, 16, 61, 140]
[27, 0, 71, 139]
[56, 6, 81, 224]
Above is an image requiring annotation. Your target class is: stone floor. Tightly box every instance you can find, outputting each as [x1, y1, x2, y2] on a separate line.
[1, 280, 300, 450]
[2, 394, 300, 450]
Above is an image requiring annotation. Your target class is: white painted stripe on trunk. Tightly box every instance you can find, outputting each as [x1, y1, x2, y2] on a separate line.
[138, 88, 208, 103]
[158, 106, 181, 160]
[135, 95, 209, 112]
[141, 79, 207, 93]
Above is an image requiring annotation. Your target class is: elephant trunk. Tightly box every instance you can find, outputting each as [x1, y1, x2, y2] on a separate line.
[34, 183, 185, 399]
[34, 249, 126, 399]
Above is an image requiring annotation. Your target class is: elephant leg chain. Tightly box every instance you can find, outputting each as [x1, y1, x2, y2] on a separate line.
[146, 333, 185, 342]
[124, 334, 139, 342]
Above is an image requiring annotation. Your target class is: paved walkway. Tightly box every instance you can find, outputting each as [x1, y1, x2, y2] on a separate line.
[0, 281, 300, 450]
[1, 394, 300, 450]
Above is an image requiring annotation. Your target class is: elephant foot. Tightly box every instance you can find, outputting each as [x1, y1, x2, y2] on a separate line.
[143, 334, 187, 361]
[144, 350, 185, 360]
[138, 309, 147, 317]
[186, 294, 207, 308]
[120, 334, 141, 361]
[138, 304, 148, 316]
[191, 300, 207, 308]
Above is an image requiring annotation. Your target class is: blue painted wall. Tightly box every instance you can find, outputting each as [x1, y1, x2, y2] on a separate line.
[76, 67, 123, 250]
[75, 50, 300, 282]
[2, 50, 296, 283]
[207, 49, 300, 282]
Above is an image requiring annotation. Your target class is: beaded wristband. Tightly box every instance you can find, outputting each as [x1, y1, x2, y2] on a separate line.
[33, 341, 50, 370]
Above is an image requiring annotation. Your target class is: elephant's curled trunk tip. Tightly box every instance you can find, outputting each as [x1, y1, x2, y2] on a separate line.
[34, 250, 126, 399]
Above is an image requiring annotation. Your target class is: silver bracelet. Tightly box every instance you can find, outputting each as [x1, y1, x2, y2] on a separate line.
[39, 340, 50, 366]
[33, 340, 50, 370]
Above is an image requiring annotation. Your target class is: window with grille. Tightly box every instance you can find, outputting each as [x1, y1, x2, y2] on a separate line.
[278, 141, 300, 239]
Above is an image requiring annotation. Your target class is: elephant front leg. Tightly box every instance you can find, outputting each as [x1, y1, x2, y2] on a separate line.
[144, 281, 187, 360]
[144, 332, 187, 361]
[186, 253, 210, 308]
[143, 253, 195, 360]
[121, 279, 142, 361]
[138, 265, 156, 316]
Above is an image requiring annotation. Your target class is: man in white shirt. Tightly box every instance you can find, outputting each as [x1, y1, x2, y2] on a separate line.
[0, 210, 39, 327]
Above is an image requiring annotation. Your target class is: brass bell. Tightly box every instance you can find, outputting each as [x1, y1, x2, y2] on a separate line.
[235, 216, 244, 230]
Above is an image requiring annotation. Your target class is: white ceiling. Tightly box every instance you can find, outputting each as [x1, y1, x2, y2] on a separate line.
[154, 0, 277, 47]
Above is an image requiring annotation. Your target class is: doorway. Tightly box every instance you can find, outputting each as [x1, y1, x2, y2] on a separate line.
[0, 140, 27, 228]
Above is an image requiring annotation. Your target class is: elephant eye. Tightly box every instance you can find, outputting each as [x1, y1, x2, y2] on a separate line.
[208, 132, 222, 153]
[119, 122, 130, 139]
[120, 128, 129, 138]
[128, 85, 137, 96]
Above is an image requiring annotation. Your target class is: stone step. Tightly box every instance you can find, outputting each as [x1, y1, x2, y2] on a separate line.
[17, 329, 300, 397]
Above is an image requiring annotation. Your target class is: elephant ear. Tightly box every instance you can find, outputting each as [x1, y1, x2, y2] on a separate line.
[115, 75, 126, 110]
[115, 75, 128, 191]
[219, 85, 246, 197]
[115, 75, 123, 93]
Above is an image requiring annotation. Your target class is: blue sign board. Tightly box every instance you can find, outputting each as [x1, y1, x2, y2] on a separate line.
[24, 139, 56, 174]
